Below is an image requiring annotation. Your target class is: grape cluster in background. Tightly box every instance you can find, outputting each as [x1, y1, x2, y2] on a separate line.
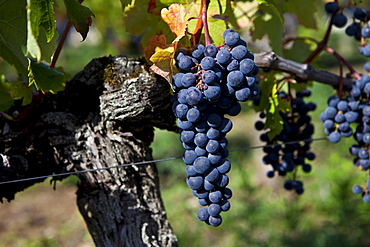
[255, 90, 316, 194]
[171, 29, 259, 226]
[322, 1, 370, 203]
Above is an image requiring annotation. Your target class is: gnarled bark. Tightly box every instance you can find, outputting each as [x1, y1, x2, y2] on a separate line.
[0, 56, 178, 246]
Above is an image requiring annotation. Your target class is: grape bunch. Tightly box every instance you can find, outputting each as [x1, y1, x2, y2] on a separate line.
[255, 90, 316, 194]
[320, 73, 370, 202]
[172, 29, 259, 226]
[324, 1, 348, 28]
[319, 95, 358, 143]
[320, 1, 370, 201]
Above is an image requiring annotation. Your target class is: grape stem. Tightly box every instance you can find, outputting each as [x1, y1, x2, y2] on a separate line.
[303, 11, 335, 64]
[50, 0, 85, 68]
[50, 20, 72, 68]
[201, 0, 211, 46]
[0, 112, 14, 121]
[324, 46, 362, 80]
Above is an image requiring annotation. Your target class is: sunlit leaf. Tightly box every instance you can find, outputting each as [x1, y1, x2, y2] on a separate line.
[144, 34, 171, 61]
[37, 26, 58, 63]
[27, 0, 41, 62]
[29, 0, 56, 42]
[279, 0, 318, 29]
[149, 48, 175, 84]
[253, 3, 284, 55]
[266, 82, 291, 140]
[161, 3, 188, 42]
[253, 73, 291, 140]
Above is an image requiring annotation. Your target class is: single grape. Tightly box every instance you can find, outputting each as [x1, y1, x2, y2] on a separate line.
[187, 108, 201, 123]
[200, 56, 216, 70]
[183, 150, 198, 165]
[329, 131, 341, 143]
[231, 45, 248, 61]
[324, 2, 338, 14]
[193, 156, 212, 174]
[354, 8, 368, 21]
[217, 159, 231, 174]
[227, 70, 245, 88]
[180, 130, 195, 143]
[239, 58, 257, 75]
[208, 215, 222, 227]
[178, 55, 194, 70]
[187, 176, 204, 190]
[186, 87, 203, 106]
[209, 191, 223, 203]
[362, 26, 370, 38]
[204, 45, 218, 57]
[364, 62, 370, 72]
[235, 87, 251, 102]
[216, 50, 232, 65]
[360, 45, 370, 57]
[204, 86, 221, 101]
[175, 103, 188, 119]
[333, 14, 347, 28]
[202, 70, 218, 85]
[224, 32, 240, 47]
[192, 44, 205, 59]
[206, 140, 220, 154]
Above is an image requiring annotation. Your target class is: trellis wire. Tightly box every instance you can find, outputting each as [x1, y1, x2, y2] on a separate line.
[0, 137, 328, 185]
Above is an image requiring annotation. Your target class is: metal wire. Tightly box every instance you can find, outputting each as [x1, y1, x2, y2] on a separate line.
[0, 137, 328, 185]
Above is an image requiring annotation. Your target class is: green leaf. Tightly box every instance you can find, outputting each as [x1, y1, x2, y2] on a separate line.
[253, 73, 291, 141]
[253, 3, 284, 55]
[27, 0, 41, 62]
[37, 26, 58, 63]
[63, 0, 95, 41]
[123, 0, 173, 46]
[29, 58, 66, 93]
[29, 0, 56, 42]
[279, 0, 318, 29]
[283, 39, 313, 63]
[207, 0, 228, 45]
[9, 81, 33, 105]
[0, 0, 28, 75]
[0, 75, 13, 111]
[266, 83, 291, 140]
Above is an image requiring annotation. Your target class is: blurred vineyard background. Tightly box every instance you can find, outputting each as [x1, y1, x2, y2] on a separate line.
[2, 0, 370, 246]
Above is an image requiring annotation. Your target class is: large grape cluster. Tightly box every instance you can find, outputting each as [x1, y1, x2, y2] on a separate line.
[172, 29, 259, 226]
[255, 90, 316, 194]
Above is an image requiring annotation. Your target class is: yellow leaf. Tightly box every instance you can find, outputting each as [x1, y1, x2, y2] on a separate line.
[161, 3, 188, 42]
[149, 47, 175, 84]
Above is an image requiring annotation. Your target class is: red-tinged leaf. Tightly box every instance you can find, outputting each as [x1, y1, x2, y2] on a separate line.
[149, 63, 171, 84]
[148, 0, 160, 15]
[144, 34, 171, 61]
[149, 48, 175, 84]
[161, 3, 188, 42]
[63, 0, 95, 41]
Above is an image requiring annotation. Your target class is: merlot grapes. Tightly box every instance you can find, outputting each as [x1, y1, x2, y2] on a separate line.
[172, 29, 259, 226]
[255, 90, 316, 194]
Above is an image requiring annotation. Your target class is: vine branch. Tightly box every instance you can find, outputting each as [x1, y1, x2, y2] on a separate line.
[254, 52, 353, 89]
